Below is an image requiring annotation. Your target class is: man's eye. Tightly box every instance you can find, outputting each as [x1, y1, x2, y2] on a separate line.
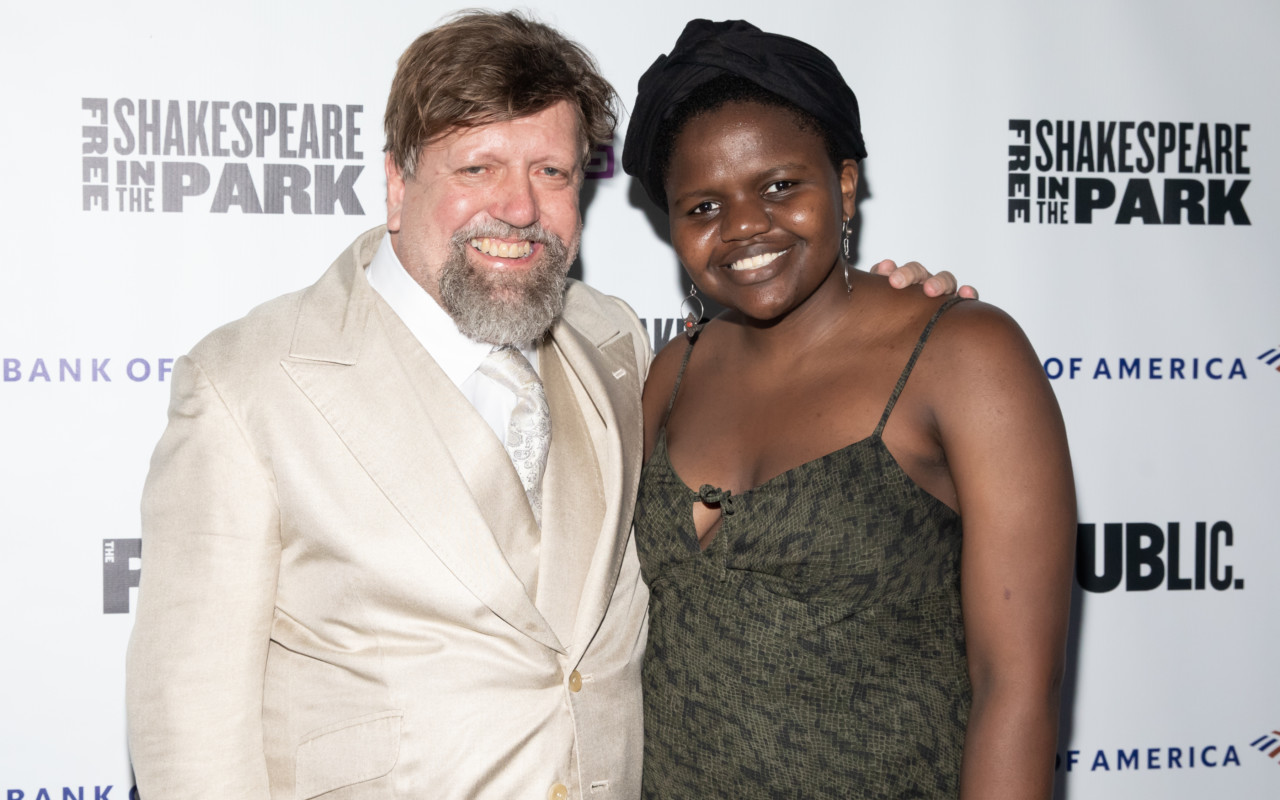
[690, 201, 718, 215]
[764, 180, 795, 194]
[461, 166, 486, 175]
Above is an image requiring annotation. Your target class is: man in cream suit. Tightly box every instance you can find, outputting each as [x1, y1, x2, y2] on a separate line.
[126, 10, 958, 799]
[127, 12, 648, 799]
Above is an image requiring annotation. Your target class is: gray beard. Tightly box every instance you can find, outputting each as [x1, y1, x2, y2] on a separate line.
[438, 222, 575, 346]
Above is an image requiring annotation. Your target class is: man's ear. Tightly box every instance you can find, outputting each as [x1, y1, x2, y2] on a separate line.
[839, 159, 859, 221]
[385, 152, 406, 233]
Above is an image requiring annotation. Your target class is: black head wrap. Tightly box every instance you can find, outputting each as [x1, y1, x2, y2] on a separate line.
[622, 19, 867, 210]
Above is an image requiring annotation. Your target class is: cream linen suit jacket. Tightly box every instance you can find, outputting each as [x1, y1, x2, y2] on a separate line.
[126, 227, 651, 799]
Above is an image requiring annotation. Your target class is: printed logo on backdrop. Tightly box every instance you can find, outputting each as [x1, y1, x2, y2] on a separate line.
[1076, 520, 1244, 593]
[104, 539, 141, 614]
[1258, 347, 1280, 374]
[5, 785, 135, 800]
[585, 144, 616, 180]
[2, 356, 173, 385]
[80, 98, 367, 214]
[1056, 743, 1242, 773]
[1249, 730, 1280, 765]
[1056, 730, 1280, 777]
[1041, 353, 1254, 382]
[1006, 119, 1251, 224]
[639, 317, 687, 352]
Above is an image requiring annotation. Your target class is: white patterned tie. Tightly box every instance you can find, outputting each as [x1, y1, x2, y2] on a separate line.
[478, 346, 551, 524]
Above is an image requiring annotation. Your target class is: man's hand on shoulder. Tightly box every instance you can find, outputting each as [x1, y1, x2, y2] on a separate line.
[870, 259, 979, 299]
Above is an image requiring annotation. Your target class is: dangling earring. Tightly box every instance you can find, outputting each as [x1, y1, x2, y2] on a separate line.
[841, 217, 854, 293]
[679, 284, 705, 340]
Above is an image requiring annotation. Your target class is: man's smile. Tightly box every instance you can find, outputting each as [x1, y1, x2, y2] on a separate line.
[470, 238, 534, 259]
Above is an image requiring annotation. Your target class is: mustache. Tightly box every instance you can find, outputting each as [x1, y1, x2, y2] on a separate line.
[450, 220, 565, 250]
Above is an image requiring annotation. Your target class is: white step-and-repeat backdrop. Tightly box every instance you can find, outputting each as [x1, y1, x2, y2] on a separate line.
[2, 1, 1276, 797]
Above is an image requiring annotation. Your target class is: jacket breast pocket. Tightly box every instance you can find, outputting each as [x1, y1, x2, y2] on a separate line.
[295, 710, 403, 799]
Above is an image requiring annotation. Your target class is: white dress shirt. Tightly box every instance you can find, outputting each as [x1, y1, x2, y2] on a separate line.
[365, 232, 538, 444]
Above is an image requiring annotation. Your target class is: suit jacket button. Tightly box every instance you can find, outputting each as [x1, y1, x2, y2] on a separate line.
[568, 670, 583, 692]
[548, 783, 570, 800]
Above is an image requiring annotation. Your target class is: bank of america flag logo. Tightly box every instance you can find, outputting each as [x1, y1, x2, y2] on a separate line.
[1258, 348, 1280, 373]
[1249, 730, 1280, 763]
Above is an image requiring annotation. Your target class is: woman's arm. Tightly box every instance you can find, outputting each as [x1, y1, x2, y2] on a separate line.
[930, 304, 1076, 800]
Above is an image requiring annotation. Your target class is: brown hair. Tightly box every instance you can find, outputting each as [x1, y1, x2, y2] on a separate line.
[384, 10, 618, 177]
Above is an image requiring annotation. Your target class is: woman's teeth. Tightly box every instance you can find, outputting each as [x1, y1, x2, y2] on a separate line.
[729, 249, 788, 271]
[470, 238, 533, 258]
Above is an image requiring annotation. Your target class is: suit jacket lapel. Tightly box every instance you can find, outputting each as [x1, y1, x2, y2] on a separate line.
[549, 294, 644, 663]
[281, 228, 562, 653]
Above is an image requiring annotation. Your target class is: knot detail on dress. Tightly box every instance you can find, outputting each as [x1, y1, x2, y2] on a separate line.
[696, 484, 736, 515]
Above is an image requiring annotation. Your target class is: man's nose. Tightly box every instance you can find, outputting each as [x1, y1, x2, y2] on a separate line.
[490, 171, 538, 229]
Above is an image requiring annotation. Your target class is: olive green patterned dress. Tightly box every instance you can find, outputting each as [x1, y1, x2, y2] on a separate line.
[634, 297, 969, 799]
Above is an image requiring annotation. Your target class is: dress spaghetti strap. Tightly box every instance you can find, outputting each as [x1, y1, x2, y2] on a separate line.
[873, 296, 966, 438]
[659, 337, 698, 432]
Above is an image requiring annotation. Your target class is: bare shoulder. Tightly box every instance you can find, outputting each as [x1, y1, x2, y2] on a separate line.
[918, 298, 1062, 440]
[924, 298, 1044, 376]
[640, 334, 694, 459]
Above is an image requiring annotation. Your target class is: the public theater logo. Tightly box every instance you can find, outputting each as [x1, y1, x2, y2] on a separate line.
[1075, 520, 1244, 593]
[103, 538, 141, 614]
[79, 98, 367, 214]
[1006, 119, 1252, 225]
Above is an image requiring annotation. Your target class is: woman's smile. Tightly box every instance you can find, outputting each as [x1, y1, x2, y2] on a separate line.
[727, 247, 790, 271]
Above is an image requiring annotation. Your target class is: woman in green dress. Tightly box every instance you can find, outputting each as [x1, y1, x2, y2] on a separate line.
[623, 20, 1076, 800]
